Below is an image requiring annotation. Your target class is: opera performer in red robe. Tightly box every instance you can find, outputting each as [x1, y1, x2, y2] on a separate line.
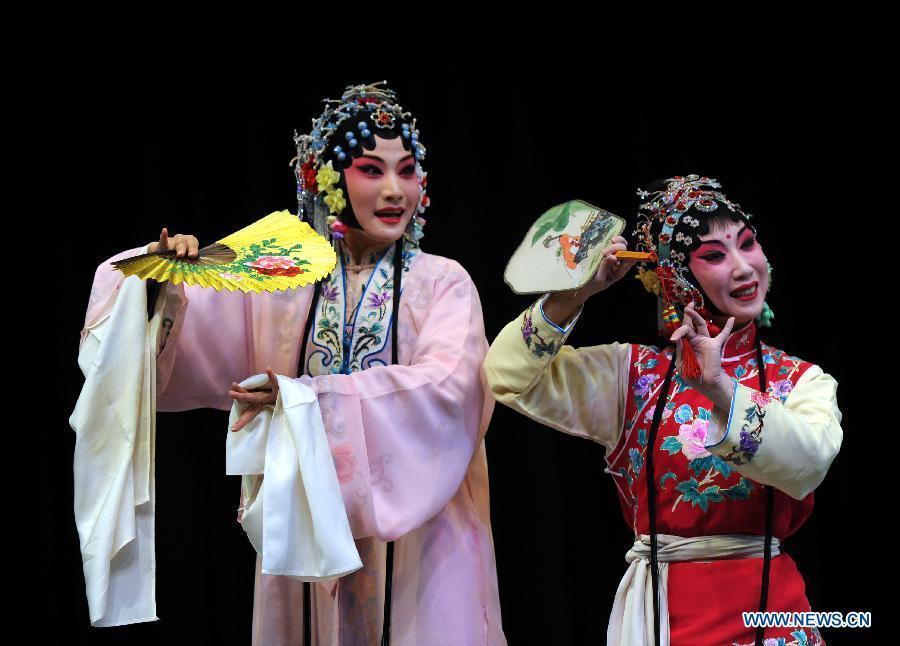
[483, 175, 842, 646]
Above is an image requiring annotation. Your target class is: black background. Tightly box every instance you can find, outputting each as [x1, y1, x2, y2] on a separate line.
[19, 4, 875, 644]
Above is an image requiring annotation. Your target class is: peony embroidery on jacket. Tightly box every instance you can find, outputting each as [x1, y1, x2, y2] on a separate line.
[658, 402, 756, 512]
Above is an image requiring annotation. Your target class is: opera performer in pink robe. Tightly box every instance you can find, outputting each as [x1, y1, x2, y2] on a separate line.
[75, 82, 506, 645]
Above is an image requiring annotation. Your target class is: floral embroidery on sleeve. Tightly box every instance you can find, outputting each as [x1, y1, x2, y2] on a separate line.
[722, 390, 772, 465]
[769, 377, 794, 402]
[756, 344, 802, 403]
[521, 302, 561, 358]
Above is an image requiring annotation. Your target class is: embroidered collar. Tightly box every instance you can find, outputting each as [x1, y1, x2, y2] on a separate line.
[305, 242, 417, 375]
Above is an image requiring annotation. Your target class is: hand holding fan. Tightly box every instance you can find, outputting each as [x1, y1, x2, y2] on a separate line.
[504, 200, 626, 295]
[112, 210, 336, 293]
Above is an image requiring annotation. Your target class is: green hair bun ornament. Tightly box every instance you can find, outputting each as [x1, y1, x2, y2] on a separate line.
[757, 301, 775, 328]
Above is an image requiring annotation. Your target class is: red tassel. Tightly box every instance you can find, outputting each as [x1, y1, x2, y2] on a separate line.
[680, 339, 702, 380]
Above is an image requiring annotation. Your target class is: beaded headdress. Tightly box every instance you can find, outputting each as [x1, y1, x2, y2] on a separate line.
[632, 174, 765, 334]
[292, 81, 429, 246]
[634, 175, 752, 318]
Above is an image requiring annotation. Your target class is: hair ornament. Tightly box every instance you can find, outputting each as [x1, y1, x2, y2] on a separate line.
[292, 81, 429, 246]
[316, 161, 340, 192]
[636, 266, 662, 296]
[633, 174, 755, 379]
[371, 107, 396, 129]
[323, 187, 347, 215]
[694, 197, 719, 213]
[633, 174, 751, 315]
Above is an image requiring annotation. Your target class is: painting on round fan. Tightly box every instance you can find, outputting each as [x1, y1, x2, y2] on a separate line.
[504, 200, 626, 295]
[112, 210, 337, 293]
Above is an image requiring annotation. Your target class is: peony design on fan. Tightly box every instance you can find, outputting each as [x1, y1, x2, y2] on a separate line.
[110, 210, 337, 293]
[243, 255, 307, 278]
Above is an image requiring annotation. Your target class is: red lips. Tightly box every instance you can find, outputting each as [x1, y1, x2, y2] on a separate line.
[730, 282, 758, 301]
[375, 207, 403, 224]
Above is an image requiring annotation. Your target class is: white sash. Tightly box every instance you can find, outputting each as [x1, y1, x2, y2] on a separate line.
[226, 373, 362, 580]
[607, 533, 781, 646]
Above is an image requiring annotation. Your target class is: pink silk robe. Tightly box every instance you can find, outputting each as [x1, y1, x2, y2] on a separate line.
[82, 245, 506, 646]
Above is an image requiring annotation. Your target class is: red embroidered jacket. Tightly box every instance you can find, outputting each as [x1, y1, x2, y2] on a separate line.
[484, 297, 843, 645]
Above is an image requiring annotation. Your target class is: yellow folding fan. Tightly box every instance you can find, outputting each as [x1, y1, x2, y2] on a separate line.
[112, 210, 336, 293]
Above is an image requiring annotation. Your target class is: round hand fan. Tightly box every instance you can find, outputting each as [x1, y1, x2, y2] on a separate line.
[504, 200, 626, 295]
[112, 210, 337, 293]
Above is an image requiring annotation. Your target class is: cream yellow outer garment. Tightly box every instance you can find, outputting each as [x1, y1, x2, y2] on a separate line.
[482, 296, 842, 498]
[483, 295, 843, 645]
[483, 297, 629, 453]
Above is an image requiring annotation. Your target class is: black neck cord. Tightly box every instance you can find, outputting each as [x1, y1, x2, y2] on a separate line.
[645, 334, 773, 646]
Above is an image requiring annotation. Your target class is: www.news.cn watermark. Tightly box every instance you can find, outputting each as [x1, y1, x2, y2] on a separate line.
[742, 611, 872, 629]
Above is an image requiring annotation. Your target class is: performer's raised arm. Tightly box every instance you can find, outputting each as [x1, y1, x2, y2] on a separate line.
[80, 228, 316, 412]
[80, 227, 198, 349]
[483, 235, 637, 451]
[706, 365, 842, 500]
[665, 284, 843, 502]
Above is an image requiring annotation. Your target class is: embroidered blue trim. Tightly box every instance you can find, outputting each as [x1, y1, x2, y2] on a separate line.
[341, 247, 389, 374]
[705, 379, 738, 449]
[306, 269, 341, 375]
[359, 260, 411, 370]
[538, 293, 581, 335]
